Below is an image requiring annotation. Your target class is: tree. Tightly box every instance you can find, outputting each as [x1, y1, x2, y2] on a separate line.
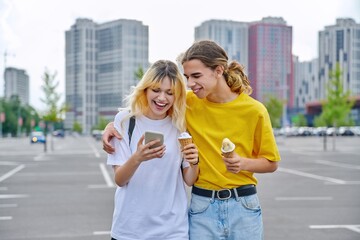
[3, 95, 21, 137]
[22, 104, 40, 135]
[73, 121, 82, 134]
[316, 64, 355, 127]
[134, 66, 145, 81]
[92, 116, 109, 131]
[0, 96, 40, 137]
[40, 69, 66, 123]
[315, 63, 355, 150]
[292, 113, 308, 127]
[40, 69, 68, 151]
[264, 95, 283, 128]
[2, 97, 16, 137]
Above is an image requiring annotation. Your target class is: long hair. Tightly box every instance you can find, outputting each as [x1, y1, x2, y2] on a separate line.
[181, 40, 252, 95]
[123, 60, 186, 132]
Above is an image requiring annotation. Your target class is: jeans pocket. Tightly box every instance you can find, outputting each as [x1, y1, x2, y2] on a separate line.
[189, 194, 211, 215]
[240, 194, 261, 211]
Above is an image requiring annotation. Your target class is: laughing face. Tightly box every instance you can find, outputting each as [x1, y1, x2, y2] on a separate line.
[182, 59, 218, 99]
[144, 76, 175, 120]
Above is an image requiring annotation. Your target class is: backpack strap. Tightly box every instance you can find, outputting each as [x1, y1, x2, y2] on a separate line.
[128, 116, 136, 144]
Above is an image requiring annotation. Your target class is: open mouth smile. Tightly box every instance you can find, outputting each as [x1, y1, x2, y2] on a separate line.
[153, 101, 168, 109]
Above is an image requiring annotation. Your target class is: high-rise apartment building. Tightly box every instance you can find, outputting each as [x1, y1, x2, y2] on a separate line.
[318, 18, 360, 99]
[249, 17, 293, 109]
[65, 18, 149, 134]
[4, 67, 29, 104]
[195, 20, 249, 70]
[293, 57, 319, 109]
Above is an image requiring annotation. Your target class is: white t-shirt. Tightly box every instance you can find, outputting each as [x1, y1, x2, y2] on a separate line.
[107, 110, 189, 240]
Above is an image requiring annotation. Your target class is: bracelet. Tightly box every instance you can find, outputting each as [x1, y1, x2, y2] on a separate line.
[191, 158, 199, 165]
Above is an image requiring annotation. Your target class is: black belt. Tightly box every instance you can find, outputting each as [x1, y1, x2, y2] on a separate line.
[192, 185, 256, 200]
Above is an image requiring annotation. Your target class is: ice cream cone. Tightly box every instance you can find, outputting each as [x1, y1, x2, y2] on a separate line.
[221, 150, 234, 158]
[178, 137, 193, 148]
[178, 132, 193, 148]
[221, 138, 235, 157]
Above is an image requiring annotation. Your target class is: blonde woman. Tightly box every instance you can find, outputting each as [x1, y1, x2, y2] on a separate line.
[107, 60, 199, 240]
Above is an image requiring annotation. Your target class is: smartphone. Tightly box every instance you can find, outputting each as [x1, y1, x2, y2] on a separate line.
[144, 131, 164, 149]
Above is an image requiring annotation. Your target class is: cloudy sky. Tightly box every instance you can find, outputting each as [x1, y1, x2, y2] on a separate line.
[0, 0, 359, 111]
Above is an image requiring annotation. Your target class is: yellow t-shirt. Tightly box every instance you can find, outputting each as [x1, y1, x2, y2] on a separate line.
[186, 91, 281, 190]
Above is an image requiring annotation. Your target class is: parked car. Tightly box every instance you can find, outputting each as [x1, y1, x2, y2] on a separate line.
[339, 127, 355, 136]
[52, 129, 65, 137]
[30, 131, 46, 144]
[92, 129, 104, 141]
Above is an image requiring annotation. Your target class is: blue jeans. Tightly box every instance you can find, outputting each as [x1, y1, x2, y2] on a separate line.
[189, 192, 263, 240]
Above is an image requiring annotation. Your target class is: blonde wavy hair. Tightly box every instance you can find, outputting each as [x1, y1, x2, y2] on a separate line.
[122, 60, 187, 132]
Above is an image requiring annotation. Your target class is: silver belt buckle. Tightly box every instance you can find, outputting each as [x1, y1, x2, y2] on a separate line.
[216, 189, 231, 200]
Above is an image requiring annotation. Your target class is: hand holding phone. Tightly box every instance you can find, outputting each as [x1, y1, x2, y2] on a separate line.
[144, 131, 164, 149]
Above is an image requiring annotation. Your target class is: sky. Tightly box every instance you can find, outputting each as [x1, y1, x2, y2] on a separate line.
[0, 0, 359, 112]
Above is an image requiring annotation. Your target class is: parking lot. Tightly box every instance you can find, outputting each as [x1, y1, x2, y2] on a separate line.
[0, 135, 359, 240]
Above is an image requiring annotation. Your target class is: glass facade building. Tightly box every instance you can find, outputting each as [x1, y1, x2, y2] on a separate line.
[195, 20, 249, 72]
[4, 67, 29, 105]
[318, 18, 360, 99]
[65, 18, 149, 134]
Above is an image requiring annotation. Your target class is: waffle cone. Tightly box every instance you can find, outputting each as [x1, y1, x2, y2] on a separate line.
[222, 150, 234, 158]
[178, 138, 192, 148]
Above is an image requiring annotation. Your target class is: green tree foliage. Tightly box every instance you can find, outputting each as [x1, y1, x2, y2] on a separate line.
[313, 114, 327, 127]
[134, 66, 144, 81]
[314, 63, 355, 127]
[73, 121, 82, 133]
[0, 96, 18, 136]
[41, 69, 67, 123]
[0, 96, 40, 137]
[292, 114, 308, 127]
[92, 116, 109, 131]
[264, 95, 283, 128]
[22, 104, 40, 134]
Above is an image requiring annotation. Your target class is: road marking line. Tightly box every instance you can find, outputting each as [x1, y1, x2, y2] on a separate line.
[34, 153, 46, 161]
[99, 163, 114, 187]
[88, 184, 114, 189]
[310, 224, 360, 233]
[278, 167, 346, 184]
[0, 161, 18, 165]
[93, 231, 110, 235]
[0, 194, 28, 199]
[325, 181, 360, 185]
[315, 159, 360, 170]
[85, 138, 100, 158]
[0, 164, 25, 183]
[276, 197, 333, 201]
[0, 204, 18, 208]
[0, 216, 12, 220]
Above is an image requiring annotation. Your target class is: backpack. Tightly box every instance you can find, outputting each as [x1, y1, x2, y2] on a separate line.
[128, 116, 136, 144]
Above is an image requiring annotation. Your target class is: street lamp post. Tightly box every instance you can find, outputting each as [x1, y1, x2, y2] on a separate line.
[0, 110, 3, 138]
[17, 105, 21, 137]
[2, 51, 16, 138]
[0, 100, 4, 138]
[277, 85, 288, 128]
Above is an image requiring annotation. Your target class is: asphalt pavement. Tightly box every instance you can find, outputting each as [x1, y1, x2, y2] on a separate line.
[0, 134, 359, 240]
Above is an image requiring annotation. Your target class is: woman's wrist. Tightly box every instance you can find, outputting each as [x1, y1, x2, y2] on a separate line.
[191, 157, 199, 165]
